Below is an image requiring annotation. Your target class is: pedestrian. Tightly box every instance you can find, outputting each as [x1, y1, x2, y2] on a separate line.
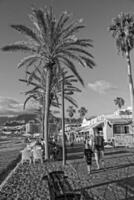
[84, 136, 94, 174]
[94, 130, 105, 169]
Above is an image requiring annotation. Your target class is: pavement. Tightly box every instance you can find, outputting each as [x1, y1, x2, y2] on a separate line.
[68, 149, 134, 200]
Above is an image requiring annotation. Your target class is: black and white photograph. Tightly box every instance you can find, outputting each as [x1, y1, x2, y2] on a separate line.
[0, 0, 134, 199]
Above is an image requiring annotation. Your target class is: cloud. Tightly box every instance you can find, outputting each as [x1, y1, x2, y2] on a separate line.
[88, 80, 117, 94]
[0, 97, 39, 116]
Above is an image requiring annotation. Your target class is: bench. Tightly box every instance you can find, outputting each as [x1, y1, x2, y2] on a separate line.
[42, 171, 81, 200]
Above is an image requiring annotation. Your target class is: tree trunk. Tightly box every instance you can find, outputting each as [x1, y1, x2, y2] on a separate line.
[44, 67, 52, 160]
[62, 74, 66, 166]
[126, 51, 134, 128]
[41, 68, 45, 139]
[42, 94, 45, 138]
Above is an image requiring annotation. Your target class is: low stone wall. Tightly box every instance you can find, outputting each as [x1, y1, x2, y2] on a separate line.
[114, 134, 134, 147]
[0, 153, 21, 190]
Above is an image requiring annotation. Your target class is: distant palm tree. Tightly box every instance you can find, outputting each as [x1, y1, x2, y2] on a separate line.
[109, 13, 134, 123]
[59, 69, 81, 165]
[2, 7, 95, 159]
[114, 97, 125, 110]
[78, 106, 88, 120]
[66, 106, 76, 123]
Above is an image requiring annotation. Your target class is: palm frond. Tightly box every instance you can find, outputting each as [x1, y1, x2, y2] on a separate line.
[32, 8, 48, 40]
[56, 11, 70, 32]
[56, 49, 86, 68]
[11, 24, 40, 44]
[64, 95, 78, 108]
[66, 47, 94, 58]
[2, 43, 37, 53]
[17, 55, 40, 68]
[80, 56, 95, 68]
[59, 56, 84, 86]
[63, 25, 85, 39]
[23, 95, 37, 109]
[19, 78, 42, 88]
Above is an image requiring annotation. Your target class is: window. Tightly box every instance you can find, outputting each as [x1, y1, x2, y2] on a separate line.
[113, 124, 129, 134]
[124, 126, 129, 134]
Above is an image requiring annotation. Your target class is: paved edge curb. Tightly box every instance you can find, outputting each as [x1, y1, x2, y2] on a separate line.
[0, 160, 21, 192]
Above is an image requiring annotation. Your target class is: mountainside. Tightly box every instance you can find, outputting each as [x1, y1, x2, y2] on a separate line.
[0, 113, 37, 126]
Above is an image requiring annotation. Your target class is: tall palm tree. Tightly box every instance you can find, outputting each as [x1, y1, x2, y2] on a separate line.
[109, 13, 134, 124]
[2, 7, 95, 159]
[114, 97, 125, 110]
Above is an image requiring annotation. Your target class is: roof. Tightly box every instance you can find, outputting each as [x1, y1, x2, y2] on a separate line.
[77, 121, 104, 132]
[107, 118, 132, 125]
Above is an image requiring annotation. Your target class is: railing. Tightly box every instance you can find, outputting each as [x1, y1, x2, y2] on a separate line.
[114, 134, 134, 147]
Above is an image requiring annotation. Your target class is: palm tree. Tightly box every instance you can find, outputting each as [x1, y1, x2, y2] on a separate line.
[114, 97, 125, 110]
[2, 7, 95, 159]
[66, 106, 76, 123]
[20, 68, 60, 138]
[78, 106, 88, 121]
[59, 69, 81, 165]
[21, 68, 81, 165]
[109, 13, 134, 124]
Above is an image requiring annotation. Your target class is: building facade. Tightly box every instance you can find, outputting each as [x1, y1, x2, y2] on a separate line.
[77, 112, 133, 146]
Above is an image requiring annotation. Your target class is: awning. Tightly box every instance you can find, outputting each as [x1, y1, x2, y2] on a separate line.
[77, 126, 90, 133]
[77, 121, 104, 133]
[107, 118, 132, 125]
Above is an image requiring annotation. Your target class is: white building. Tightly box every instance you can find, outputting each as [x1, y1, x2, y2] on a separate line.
[76, 112, 133, 146]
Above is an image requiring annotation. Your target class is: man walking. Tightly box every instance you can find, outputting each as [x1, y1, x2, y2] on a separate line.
[94, 130, 105, 169]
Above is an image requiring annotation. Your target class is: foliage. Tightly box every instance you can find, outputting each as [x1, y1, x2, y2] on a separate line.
[114, 97, 125, 109]
[66, 105, 76, 119]
[78, 106, 88, 119]
[109, 12, 134, 54]
[109, 12, 134, 124]
[2, 6, 95, 159]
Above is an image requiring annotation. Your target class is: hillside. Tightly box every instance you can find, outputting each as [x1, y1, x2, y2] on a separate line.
[0, 113, 37, 126]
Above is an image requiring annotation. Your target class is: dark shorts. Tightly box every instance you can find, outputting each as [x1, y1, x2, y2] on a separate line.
[84, 149, 93, 165]
[94, 149, 104, 160]
[86, 156, 92, 165]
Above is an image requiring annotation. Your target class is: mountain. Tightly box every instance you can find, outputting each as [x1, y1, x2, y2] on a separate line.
[0, 113, 37, 126]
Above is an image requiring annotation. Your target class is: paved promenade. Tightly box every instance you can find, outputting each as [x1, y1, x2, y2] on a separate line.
[68, 150, 134, 200]
[1, 146, 134, 199]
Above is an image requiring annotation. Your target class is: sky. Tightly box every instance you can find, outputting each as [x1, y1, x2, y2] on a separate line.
[0, 0, 134, 117]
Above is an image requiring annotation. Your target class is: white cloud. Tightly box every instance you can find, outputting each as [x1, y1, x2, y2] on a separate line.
[88, 80, 117, 94]
[0, 97, 39, 116]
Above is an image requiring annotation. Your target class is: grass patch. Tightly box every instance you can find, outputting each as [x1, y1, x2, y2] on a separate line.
[0, 138, 25, 186]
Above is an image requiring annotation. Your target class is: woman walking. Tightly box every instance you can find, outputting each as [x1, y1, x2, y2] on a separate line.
[94, 131, 105, 169]
[84, 136, 94, 174]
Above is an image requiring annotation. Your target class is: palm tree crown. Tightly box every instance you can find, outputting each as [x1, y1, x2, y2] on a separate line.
[109, 12, 134, 54]
[66, 105, 76, 119]
[114, 97, 125, 109]
[78, 106, 88, 119]
[2, 7, 95, 81]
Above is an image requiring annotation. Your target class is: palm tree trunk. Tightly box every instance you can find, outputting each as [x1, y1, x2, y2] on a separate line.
[42, 94, 45, 138]
[126, 51, 134, 127]
[44, 67, 52, 160]
[62, 74, 66, 166]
